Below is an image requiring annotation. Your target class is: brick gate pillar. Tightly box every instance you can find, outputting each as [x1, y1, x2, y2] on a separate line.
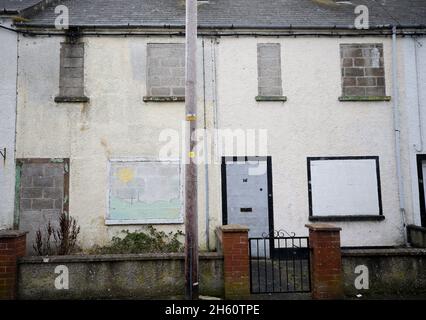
[0, 230, 27, 300]
[217, 225, 250, 299]
[305, 223, 343, 300]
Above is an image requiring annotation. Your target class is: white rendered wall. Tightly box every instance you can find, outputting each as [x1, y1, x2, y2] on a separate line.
[16, 34, 408, 248]
[16, 35, 215, 249]
[401, 36, 426, 227]
[214, 36, 403, 247]
[0, 18, 18, 230]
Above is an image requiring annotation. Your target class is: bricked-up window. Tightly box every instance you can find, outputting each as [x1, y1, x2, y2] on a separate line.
[16, 159, 69, 254]
[143, 43, 185, 102]
[55, 42, 89, 103]
[339, 43, 390, 101]
[256, 43, 286, 102]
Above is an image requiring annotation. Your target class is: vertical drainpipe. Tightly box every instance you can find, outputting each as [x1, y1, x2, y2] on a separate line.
[413, 36, 423, 153]
[202, 37, 210, 251]
[391, 25, 408, 245]
[13, 27, 20, 229]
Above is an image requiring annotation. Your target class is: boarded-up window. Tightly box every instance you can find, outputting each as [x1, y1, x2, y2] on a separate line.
[340, 43, 386, 98]
[17, 159, 68, 253]
[107, 159, 183, 224]
[146, 43, 185, 97]
[308, 157, 383, 218]
[55, 42, 88, 102]
[257, 43, 283, 97]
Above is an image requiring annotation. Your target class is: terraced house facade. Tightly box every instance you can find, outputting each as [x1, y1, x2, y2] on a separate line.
[0, 0, 425, 254]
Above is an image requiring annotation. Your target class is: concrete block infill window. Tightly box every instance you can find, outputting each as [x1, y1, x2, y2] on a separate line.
[339, 43, 391, 102]
[143, 43, 185, 102]
[256, 43, 286, 102]
[15, 159, 69, 254]
[55, 42, 89, 103]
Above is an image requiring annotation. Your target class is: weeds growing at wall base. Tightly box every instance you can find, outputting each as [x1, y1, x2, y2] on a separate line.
[87, 226, 184, 254]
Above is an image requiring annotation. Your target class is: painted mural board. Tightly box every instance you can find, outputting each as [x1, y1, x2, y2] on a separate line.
[107, 159, 183, 224]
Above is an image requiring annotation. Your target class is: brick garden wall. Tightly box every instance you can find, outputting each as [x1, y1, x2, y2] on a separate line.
[216, 225, 250, 299]
[0, 231, 27, 300]
[306, 223, 343, 300]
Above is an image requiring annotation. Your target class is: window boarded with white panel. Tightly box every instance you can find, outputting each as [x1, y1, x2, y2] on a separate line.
[308, 157, 383, 220]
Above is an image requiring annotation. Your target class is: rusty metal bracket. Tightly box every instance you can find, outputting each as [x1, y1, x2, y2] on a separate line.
[186, 114, 197, 121]
[65, 26, 82, 44]
[0, 148, 6, 162]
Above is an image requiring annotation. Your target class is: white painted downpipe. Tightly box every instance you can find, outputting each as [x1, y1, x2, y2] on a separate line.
[202, 37, 210, 251]
[413, 37, 423, 153]
[391, 25, 408, 245]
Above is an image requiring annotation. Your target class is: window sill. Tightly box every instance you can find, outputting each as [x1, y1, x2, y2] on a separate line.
[55, 96, 89, 103]
[255, 95, 287, 102]
[309, 215, 385, 222]
[338, 96, 391, 102]
[105, 219, 184, 225]
[143, 96, 185, 102]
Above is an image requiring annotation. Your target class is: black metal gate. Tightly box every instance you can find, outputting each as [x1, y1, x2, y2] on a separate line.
[249, 230, 311, 294]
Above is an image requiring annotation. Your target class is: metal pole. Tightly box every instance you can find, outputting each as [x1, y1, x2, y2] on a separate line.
[184, 0, 199, 300]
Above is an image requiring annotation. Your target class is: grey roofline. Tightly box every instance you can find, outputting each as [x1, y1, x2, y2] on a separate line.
[1, 9, 18, 14]
[15, 23, 426, 30]
[11, 0, 426, 33]
[20, 0, 63, 17]
[0, 0, 60, 17]
[1, 1, 43, 15]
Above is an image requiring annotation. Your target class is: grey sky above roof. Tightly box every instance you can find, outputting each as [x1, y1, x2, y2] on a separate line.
[0, 0, 42, 12]
[20, 0, 426, 28]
